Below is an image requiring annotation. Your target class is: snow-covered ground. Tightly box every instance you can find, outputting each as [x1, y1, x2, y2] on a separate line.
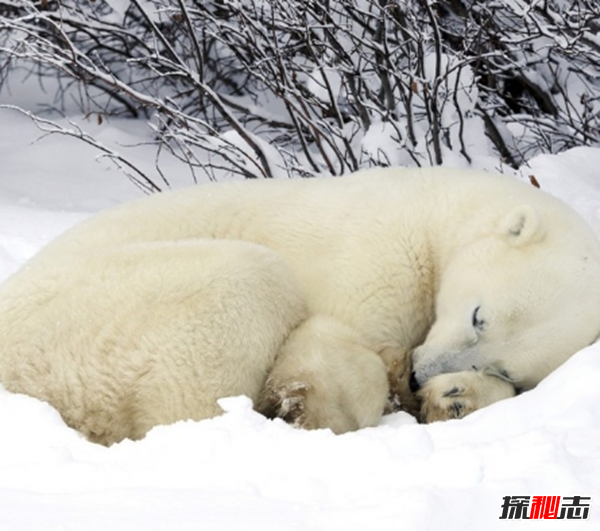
[1, 107, 599, 530]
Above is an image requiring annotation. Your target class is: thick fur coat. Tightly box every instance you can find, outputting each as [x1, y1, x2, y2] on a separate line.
[1, 167, 599, 445]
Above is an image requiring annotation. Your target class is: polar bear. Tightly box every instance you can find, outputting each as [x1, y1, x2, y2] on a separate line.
[0, 166, 599, 445]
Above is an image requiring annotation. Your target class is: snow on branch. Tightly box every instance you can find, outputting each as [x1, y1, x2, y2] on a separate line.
[1, 1, 599, 183]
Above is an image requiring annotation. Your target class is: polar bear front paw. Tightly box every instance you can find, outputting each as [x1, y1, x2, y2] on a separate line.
[256, 381, 310, 429]
[417, 371, 516, 423]
[418, 381, 476, 422]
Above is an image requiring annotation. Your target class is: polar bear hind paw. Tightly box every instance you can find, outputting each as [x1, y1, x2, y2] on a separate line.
[256, 381, 310, 429]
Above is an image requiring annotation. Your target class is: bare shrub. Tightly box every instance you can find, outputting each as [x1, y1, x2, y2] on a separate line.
[1, 1, 599, 189]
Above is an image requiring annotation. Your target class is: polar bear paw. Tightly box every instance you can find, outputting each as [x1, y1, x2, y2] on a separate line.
[256, 381, 310, 429]
[417, 371, 516, 423]
[418, 381, 476, 422]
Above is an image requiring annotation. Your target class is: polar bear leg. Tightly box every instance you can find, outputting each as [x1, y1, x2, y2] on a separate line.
[417, 371, 517, 423]
[256, 315, 389, 434]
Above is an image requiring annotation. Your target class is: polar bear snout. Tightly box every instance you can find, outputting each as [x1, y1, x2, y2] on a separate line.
[411, 361, 437, 390]
[411, 345, 481, 390]
[410, 346, 440, 388]
[409, 371, 421, 392]
[412, 364, 440, 390]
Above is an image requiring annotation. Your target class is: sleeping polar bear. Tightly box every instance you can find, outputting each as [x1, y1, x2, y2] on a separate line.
[1, 166, 600, 445]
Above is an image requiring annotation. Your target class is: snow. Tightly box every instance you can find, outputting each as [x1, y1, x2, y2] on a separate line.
[1, 107, 600, 530]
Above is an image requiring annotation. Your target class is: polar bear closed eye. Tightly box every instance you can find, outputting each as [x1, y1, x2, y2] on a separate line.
[0, 166, 599, 444]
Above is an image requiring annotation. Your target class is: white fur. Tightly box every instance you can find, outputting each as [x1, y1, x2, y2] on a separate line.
[0, 166, 599, 443]
[0, 240, 307, 443]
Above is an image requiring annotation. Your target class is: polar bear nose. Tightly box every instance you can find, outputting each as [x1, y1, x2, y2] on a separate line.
[409, 371, 421, 392]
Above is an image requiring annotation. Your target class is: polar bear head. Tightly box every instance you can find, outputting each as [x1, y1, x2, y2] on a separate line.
[411, 202, 600, 392]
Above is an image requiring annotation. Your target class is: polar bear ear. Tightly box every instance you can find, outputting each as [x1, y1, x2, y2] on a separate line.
[500, 205, 545, 247]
